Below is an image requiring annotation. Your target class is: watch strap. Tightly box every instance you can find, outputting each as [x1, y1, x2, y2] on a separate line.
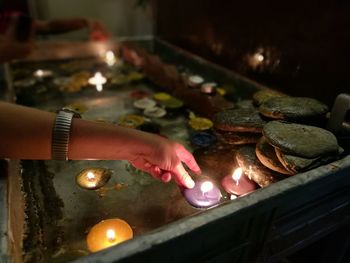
[52, 110, 79, 160]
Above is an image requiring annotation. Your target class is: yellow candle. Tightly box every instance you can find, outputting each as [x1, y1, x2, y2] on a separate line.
[87, 218, 133, 252]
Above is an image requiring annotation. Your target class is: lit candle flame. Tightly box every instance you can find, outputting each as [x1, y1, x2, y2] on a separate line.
[105, 50, 116, 66]
[254, 53, 264, 62]
[200, 181, 214, 193]
[106, 229, 116, 243]
[88, 72, 107, 92]
[35, 69, 44, 77]
[232, 168, 243, 186]
[87, 171, 96, 182]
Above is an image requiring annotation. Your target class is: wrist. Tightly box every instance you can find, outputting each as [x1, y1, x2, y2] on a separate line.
[52, 109, 81, 160]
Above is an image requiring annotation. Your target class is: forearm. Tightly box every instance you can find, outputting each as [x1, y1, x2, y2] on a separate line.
[69, 119, 145, 160]
[35, 18, 87, 35]
[0, 102, 54, 159]
[0, 102, 199, 188]
[0, 102, 147, 160]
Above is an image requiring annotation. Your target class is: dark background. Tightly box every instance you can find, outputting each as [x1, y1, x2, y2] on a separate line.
[154, 0, 350, 106]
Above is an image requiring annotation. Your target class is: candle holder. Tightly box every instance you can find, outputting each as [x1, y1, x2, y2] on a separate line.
[76, 167, 112, 190]
[182, 178, 222, 209]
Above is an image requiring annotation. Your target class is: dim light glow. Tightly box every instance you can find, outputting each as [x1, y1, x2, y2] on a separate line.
[232, 168, 243, 185]
[201, 181, 214, 193]
[106, 229, 116, 242]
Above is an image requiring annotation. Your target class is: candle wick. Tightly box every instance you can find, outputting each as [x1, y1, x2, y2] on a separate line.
[106, 229, 116, 243]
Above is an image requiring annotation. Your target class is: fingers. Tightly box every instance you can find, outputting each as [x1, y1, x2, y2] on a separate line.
[130, 160, 162, 180]
[161, 172, 172, 183]
[172, 163, 195, 189]
[176, 145, 201, 175]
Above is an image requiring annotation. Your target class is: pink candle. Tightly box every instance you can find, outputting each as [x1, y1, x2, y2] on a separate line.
[221, 168, 257, 196]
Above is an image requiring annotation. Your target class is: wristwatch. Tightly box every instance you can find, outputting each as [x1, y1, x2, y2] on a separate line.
[52, 108, 81, 160]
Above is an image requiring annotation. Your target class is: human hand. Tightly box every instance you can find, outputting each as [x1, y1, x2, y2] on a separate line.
[127, 132, 201, 189]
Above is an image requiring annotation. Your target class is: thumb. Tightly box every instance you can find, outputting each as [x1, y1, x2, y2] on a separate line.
[172, 164, 195, 189]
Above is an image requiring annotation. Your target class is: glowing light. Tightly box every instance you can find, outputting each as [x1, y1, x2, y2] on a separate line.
[106, 229, 116, 242]
[201, 181, 214, 193]
[86, 171, 96, 182]
[105, 50, 116, 66]
[35, 69, 44, 77]
[254, 53, 264, 62]
[88, 72, 107, 92]
[232, 168, 243, 185]
[33, 69, 53, 79]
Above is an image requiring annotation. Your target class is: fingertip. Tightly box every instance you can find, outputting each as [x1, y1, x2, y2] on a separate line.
[194, 168, 202, 175]
[186, 178, 195, 189]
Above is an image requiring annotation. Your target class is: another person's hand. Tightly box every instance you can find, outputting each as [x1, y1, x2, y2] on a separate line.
[35, 18, 111, 41]
[126, 132, 201, 189]
[0, 16, 34, 62]
[86, 19, 110, 41]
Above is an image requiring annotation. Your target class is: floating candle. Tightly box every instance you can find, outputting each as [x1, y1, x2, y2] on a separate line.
[133, 98, 156, 109]
[76, 167, 112, 190]
[183, 179, 222, 209]
[153, 92, 172, 101]
[143, 106, 167, 118]
[188, 117, 213, 131]
[118, 114, 145, 129]
[160, 97, 184, 110]
[188, 75, 204, 88]
[190, 132, 216, 147]
[86, 218, 133, 252]
[88, 72, 107, 92]
[221, 167, 257, 196]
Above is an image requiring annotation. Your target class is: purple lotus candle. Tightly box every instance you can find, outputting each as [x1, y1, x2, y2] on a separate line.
[221, 168, 257, 196]
[183, 180, 222, 209]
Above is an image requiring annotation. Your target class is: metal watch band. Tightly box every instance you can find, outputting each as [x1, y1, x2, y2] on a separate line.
[52, 110, 79, 160]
